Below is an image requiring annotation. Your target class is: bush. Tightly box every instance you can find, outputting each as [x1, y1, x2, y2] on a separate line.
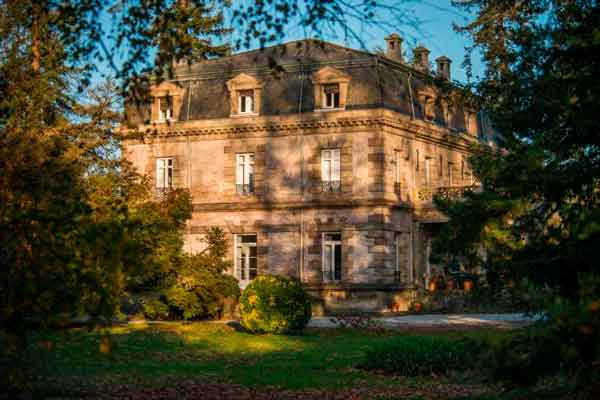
[128, 227, 240, 321]
[359, 336, 470, 376]
[481, 275, 600, 390]
[239, 275, 311, 333]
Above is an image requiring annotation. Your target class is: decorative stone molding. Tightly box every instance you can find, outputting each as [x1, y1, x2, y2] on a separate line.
[149, 81, 184, 122]
[226, 73, 263, 117]
[312, 66, 351, 111]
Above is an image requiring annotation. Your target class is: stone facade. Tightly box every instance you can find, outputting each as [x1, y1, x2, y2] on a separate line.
[123, 37, 494, 314]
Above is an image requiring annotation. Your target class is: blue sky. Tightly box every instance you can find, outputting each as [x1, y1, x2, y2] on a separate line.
[96, 1, 482, 85]
[223, 0, 483, 83]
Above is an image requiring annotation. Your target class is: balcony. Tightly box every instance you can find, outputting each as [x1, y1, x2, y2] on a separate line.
[321, 180, 342, 193]
[417, 185, 480, 201]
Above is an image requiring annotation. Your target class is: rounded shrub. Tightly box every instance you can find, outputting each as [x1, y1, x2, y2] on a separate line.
[239, 275, 312, 333]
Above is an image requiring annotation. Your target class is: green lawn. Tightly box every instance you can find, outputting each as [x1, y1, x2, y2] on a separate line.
[25, 323, 549, 399]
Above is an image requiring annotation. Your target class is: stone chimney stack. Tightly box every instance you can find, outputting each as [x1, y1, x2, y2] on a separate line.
[384, 33, 403, 62]
[413, 45, 430, 71]
[435, 56, 452, 80]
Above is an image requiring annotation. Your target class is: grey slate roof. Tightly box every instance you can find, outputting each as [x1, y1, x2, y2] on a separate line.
[127, 39, 476, 134]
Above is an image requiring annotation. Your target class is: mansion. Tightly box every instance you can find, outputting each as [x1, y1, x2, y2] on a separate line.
[123, 35, 494, 313]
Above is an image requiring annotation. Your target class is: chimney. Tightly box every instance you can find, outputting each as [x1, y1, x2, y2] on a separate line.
[384, 33, 403, 62]
[412, 45, 430, 71]
[435, 56, 452, 80]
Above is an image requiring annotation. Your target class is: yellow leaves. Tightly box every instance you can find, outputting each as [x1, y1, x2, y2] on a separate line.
[248, 295, 258, 306]
[99, 335, 112, 354]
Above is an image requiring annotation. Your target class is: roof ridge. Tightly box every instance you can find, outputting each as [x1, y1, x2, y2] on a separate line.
[173, 38, 377, 71]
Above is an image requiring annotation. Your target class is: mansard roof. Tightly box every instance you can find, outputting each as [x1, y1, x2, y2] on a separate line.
[126, 38, 493, 138]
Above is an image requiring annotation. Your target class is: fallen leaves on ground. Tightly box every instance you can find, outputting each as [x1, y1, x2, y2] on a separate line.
[75, 380, 491, 399]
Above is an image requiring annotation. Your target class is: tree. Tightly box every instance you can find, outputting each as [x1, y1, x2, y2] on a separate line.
[1, 0, 421, 395]
[432, 0, 600, 389]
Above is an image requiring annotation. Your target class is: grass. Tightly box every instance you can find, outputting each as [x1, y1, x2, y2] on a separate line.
[26, 323, 512, 397]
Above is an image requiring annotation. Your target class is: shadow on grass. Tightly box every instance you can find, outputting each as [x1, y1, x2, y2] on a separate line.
[25, 322, 513, 395]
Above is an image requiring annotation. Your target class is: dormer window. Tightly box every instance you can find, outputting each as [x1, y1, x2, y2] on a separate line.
[227, 73, 262, 117]
[238, 90, 255, 114]
[323, 84, 340, 109]
[312, 67, 351, 112]
[158, 96, 173, 121]
[149, 81, 183, 123]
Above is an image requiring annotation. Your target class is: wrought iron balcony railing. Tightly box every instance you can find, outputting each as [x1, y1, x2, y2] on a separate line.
[236, 183, 254, 195]
[321, 180, 341, 193]
[417, 185, 480, 201]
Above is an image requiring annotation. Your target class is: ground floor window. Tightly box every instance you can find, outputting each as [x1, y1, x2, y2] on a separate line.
[322, 232, 342, 282]
[235, 234, 257, 284]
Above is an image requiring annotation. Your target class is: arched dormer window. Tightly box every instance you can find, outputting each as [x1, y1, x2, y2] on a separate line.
[150, 81, 184, 123]
[226, 73, 263, 117]
[312, 67, 351, 111]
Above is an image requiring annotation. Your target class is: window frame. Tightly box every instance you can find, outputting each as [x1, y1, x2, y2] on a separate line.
[156, 157, 174, 189]
[238, 90, 255, 114]
[234, 234, 258, 286]
[236, 153, 255, 194]
[322, 232, 342, 282]
[323, 84, 340, 109]
[158, 96, 173, 121]
[321, 148, 341, 192]
[447, 162, 454, 186]
[424, 157, 432, 187]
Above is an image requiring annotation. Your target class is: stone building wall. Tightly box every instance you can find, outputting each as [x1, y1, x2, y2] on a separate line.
[122, 37, 491, 313]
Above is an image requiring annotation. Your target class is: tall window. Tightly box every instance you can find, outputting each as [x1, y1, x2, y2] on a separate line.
[158, 97, 173, 121]
[236, 153, 254, 194]
[156, 157, 173, 190]
[424, 157, 432, 186]
[235, 234, 257, 285]
[415, 149, 419, 171]
[238, 90, 254, 114]
[322, 232, 342, 282]
[447, 162, 454, 186]
[321, 149, 341, 192]
[395, 234, 403, 282]
[394, 149, 401, 193]
[323, 84, 340, 108]
[439, 155, 443, 177]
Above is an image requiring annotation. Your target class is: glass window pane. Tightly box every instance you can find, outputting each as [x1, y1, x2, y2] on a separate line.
[323, 244, 332, 280]
[322, 159, 331, 181]
[325, 233, 341, 241]
[334, 244, 342, 281]
[249, 257, 257, 279]
[241, 234, 256, 244]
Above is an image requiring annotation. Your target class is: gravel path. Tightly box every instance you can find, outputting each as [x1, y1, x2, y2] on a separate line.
[308, 313, 539, 329]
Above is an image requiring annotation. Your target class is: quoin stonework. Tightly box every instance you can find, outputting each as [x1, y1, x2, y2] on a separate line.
[123, 35, 495, 314]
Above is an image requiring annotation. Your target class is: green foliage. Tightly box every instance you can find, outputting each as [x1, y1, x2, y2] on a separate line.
[432, 2, 600, 392]
[359, 336, 471, 376]
[487, 274, 600, 388]
[239, 275, 311, 334]
[139, 228, 240, 321]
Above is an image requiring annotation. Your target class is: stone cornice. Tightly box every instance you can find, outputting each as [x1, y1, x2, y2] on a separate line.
[122, 108, 480, 152]
[190, 198, 414, 212]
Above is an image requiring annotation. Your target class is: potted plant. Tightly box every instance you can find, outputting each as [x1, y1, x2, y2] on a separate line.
[462, 273, 476, 292]
[446, 276, 455, 290]
[463, 279, 474, 292]
[428, 272, 439, 292]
